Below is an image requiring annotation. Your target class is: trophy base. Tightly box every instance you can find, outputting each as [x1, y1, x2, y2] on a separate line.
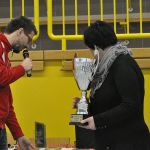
[69, 114, 89, 126]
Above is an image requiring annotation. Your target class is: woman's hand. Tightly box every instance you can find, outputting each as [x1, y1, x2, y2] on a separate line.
[79, 116, 96, 130]
[72, 97, 80, 108]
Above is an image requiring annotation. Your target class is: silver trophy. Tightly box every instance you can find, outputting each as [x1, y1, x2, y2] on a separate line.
[70, 54, 99, 125]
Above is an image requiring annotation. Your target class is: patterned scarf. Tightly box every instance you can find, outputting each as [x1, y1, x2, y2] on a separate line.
[90, 43, 132, 98]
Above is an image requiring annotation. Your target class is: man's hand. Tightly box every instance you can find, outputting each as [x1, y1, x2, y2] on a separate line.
[21, 58, 32, 72]
[79, 116, 96, 130]
[17, 136, 35, 150]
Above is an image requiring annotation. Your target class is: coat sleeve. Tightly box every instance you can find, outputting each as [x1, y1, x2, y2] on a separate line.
[93, 58, 143, 129]
[5, 92, 24, 139]
[0, 57, 25, 87]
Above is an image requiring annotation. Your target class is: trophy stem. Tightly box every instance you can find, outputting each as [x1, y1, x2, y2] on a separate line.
[81, 91, 87, 102]
[76, 91, 88, 115]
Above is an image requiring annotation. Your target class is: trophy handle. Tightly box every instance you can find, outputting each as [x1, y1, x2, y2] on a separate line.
[73, 53, 81, 90]
[73, 53, 78, 70]
[90, 48, 100, 80]
[74, 53, 78, 58]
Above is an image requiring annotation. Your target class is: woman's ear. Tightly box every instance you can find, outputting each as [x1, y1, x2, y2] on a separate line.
[94, 45, 99, 56]
[17, 28, 24, 35]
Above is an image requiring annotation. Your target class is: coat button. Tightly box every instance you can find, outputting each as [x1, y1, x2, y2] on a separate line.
[106, 146, 110, 149]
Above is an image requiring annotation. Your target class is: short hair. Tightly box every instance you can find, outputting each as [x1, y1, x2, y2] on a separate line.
[5, 16, 37, 35]
[84, 21, 118, 50]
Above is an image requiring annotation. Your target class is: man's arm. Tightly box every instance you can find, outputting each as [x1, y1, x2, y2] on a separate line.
[5, 99, 35, 149]
[0, 61, 25, 87]
[5, 97, 24, 139]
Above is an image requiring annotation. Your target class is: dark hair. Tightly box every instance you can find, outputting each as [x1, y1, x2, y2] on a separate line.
[5, 16, 37, 35]
[84, 21, 118, 50]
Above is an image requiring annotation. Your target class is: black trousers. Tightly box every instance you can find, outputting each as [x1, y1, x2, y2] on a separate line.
[0, 128, 8, 150]
[75, 126, 95, 149]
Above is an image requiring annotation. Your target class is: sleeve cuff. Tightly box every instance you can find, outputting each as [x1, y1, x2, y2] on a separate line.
[13, 130, 24, 140]
[13, 65, 25, 78]
[94, 114, 109, 130]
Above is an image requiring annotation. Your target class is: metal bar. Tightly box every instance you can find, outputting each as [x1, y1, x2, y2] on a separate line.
[47, 0, 150, 41]
[113, 0, 117, 33]
[100, 0, 103, 21]
[126, 0, 129, 33]
[22, 0, 25, 16]
[47, 33, 150, 40]
[47, 0, 54, 40]
[117, 33, 150, 39]
[62, 0, 66, 51]
[32, 0, 40, 42]
[139, 0, 143, 33]
[62, 39, 67, 51]
[10, 0, 13, 20]
[62, 0, 65, 35]
[87, 0, 91, 26]
[75, 0, 78, 35]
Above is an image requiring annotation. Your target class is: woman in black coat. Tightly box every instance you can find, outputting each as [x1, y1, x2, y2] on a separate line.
[74, 21, 150, 150]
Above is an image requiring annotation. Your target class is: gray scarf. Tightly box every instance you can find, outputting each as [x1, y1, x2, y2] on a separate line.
[90, 43, 132, 98]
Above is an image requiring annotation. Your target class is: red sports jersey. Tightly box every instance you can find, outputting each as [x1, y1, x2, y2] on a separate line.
[0, 33, 25, 139]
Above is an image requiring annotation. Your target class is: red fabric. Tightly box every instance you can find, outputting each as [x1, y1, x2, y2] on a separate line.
[0, 33, 25, 139]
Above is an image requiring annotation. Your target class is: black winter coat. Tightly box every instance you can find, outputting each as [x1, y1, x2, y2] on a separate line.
[89, 54, 150, 150]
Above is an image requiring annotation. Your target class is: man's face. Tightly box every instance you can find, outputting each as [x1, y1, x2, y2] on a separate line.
[12, 28, 35, 53]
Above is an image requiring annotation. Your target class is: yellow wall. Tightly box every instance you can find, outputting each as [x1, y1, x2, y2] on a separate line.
[8, 61, 150, 144]
[10, 61, 79, 144]
[143, 70, 150, 128]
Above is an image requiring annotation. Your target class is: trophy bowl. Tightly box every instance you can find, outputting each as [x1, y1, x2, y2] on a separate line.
[69, 57, 97, 125]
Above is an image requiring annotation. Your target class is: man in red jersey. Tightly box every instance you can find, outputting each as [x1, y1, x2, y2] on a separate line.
[0, 16, 37, 150]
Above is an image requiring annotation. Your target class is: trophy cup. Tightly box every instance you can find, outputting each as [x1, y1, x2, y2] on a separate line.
[69, 54, 99, 125]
